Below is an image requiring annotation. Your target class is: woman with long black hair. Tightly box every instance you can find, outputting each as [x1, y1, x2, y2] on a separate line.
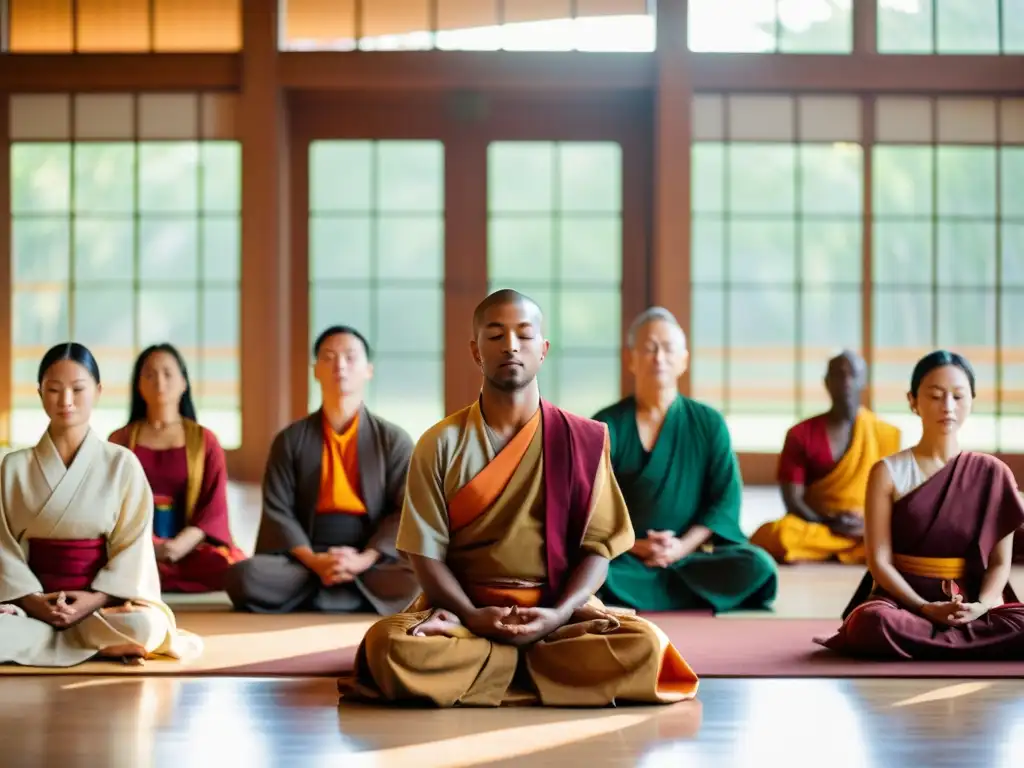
[109, 343, 245, 593]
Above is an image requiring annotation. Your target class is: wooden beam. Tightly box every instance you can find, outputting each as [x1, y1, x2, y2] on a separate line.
[0, 54, 239, 91]
[0, 50, 1018, 95]
[280, 51, 655, 91]
[279, 51, 1024, 94]
[233, 0, 291, 483]
[687, 54, 1024, 94]
[651, 0, 691, 395]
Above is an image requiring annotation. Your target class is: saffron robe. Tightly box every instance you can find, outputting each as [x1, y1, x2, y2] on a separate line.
[817, 450, 1024, 660]
[592, 396, 778, 613]
[109, 420, 246, 593]
[343, 399, 699, 708]
[0, 429, 202, 667]
[751, 408, 901, 565]
[225, 406, 419, 615]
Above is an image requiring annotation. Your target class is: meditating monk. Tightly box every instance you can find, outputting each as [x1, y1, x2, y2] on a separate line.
[225, 325, 419, 615]
[0, 343, 202, 667]
[341, 290, 698, 707]
[750, 351, 902, 565]
[817, 350, 1024, 660]
[592, 307, 778, 613]
[109, 344, 246, 593]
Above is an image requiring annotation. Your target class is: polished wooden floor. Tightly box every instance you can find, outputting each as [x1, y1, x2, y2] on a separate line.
[6, 489, 1023, 767]
[4, 675, 1024, 767]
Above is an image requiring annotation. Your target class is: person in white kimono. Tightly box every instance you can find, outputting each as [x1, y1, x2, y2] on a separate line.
[0, 342, 202, 667]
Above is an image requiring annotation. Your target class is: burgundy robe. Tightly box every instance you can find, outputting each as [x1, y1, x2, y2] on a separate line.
[818, 452, 1024, 660]
[110, 422, 246, 592]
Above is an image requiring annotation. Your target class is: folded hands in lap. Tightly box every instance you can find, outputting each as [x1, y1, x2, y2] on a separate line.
[308, 547, 375, 586]
[632, 530, 687, 568]
[412, 605, 569, 646]
[825, 512, 864, 539]
[18, 591, 109, 629]
[920, 594, 989, 627]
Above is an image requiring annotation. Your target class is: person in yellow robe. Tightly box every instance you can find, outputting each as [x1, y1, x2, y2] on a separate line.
[0, 343, 201, 667]
[340, 289, 698, 708]
[750, 351, 901, 564]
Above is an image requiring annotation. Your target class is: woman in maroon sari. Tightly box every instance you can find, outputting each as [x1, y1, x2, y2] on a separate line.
[109, 344, 246, 593]
[817, 350, 1024, 659]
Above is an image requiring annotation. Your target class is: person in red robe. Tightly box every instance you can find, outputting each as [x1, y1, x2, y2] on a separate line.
[109, 343, 246, 593]
[816, 350, 1024, 660]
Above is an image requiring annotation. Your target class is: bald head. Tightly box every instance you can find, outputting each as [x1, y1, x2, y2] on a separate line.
[470, 288, 548, 394]
[472, 288, 543, 335]
[827, 349, 866, 379]
[825, 349, 867, 417]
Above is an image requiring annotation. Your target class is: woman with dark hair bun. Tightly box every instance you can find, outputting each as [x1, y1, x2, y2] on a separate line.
[817, 350, 1024, 660]
[0, 342, 202, 667]
[109, 343, 246, 593]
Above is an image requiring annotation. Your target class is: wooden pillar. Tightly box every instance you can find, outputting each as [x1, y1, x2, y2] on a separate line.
[443, 124, 488, 414]
[235, 0, 291, 481]
[0, 96, 10, 445]
[852, 0, 878, 55]
[651, 0, 692, 394]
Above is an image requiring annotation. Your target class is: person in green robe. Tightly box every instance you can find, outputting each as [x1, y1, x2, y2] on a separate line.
[592, 307, 778, 613]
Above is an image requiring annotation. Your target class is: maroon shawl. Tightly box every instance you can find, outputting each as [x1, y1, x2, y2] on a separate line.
[540, 399, 607, 605]
[841, 451, 1024, 617]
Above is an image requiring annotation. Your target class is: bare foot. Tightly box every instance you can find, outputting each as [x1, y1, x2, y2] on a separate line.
[98, 642, 147, 659]
[409, 610, 462, 637]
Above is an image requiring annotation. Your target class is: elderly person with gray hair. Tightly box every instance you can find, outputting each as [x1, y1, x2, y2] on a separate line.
[591, 307, 778, 613]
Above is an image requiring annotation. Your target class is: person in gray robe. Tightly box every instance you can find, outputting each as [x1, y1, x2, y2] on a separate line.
[225, 326, 419, 615]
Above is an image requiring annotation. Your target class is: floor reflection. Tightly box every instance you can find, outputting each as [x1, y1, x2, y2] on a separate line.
[3, 676, 1024, 768]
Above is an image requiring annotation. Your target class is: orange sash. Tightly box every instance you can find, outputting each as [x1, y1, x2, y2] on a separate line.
[447, 409, 541, 532]
[892, 553, 965, 580]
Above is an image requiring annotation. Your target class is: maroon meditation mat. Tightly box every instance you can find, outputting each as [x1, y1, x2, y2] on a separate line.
[4, 611, 1024, 677]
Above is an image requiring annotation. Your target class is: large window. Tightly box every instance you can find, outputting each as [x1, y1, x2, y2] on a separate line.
[9, 92, 242, 448]
[486, 141, 624, 419]
[872, 96, 1024, 451]
[308, 140, 445, 442]
[281, 0, 654, 51]
[877, 0, 1024, 54]
[691, 94, 864, 451]
[687, 0, 853, 53]
[8, 0, 241, 52]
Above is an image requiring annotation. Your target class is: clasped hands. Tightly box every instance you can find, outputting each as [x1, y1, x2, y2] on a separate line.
[13, 590, 109, 628]
[308, 546, 376, 586]
[464, 604, 569, 647]
[920, 590, 990, 627]
[631, 529, 686, 568]
[155, 527, 206, 564]
[824, 511, 864, 540]
[154, 538, 191, 564]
